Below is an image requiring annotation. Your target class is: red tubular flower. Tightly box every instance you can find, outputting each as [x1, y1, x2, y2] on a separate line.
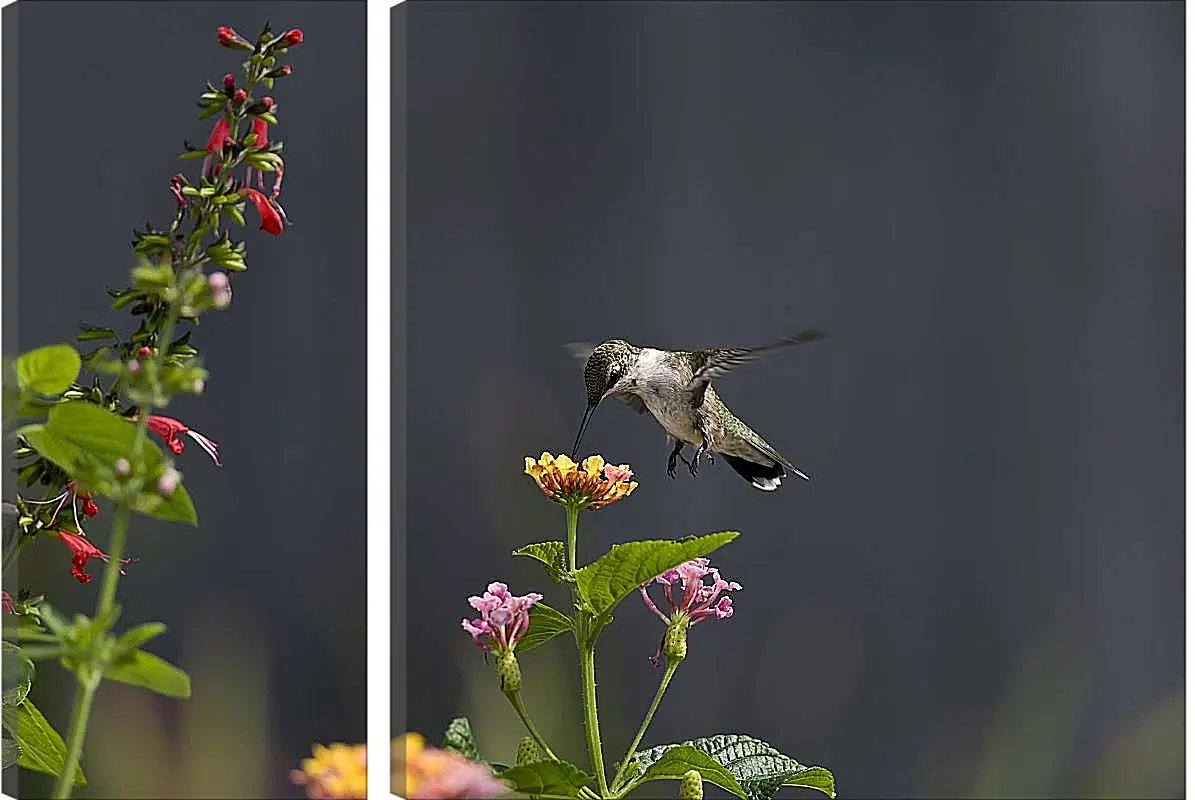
[217, 26, 253, 51]
[251, 117, 269, 149]
[56, 530, 133, 584]
[244, 188, 284, 236]
[282, 29, 304, 46]
[206, 116, 230, 157]
[1, 591, 13, 615]
[146, 415, 222, 465]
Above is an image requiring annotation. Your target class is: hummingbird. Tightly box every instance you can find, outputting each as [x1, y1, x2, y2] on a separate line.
[567, 329, 826, 491]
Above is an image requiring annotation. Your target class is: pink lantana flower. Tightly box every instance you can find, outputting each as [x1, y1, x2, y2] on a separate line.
[640, 557, 741, 667]
[460, 582, 542, 654]
[146, 415, 221, 465]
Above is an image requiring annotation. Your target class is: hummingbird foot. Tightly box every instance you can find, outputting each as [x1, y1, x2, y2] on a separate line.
[667, 439, 685, 479]
[689, 439, 710, 476]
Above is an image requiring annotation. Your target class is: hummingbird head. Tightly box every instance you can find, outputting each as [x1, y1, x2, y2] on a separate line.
[567, 339, 636, 458]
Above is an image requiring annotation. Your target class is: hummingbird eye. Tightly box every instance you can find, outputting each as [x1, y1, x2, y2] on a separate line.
[606, 366, 622, 390]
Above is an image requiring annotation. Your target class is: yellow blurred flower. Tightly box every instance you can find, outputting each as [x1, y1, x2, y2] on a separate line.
[523, 452, 638, 510]
[291, 743, 367, 799]
[393, 733, 508, 799]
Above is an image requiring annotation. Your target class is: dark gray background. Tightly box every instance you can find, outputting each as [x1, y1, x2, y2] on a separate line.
[5, 2, 366, 798]
[401, 2, 1183, 798]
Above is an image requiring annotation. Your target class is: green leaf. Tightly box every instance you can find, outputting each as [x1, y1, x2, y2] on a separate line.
[632, 734, 835, 800]
[516, 602, 572, 653]
[628, 744, 747, 798]
[75, 326, 118, 343]
[574, 532, 739, 617]
[496, 759, 592, 799]
[1, 738, 18, 769]
[104, 649, 191, 698]
[513, 541, 570, 583]
[24, 403, 198, 525]
[16, 345, 81, 396]
[440, 716, 480, 761]
[1, 643, 33, 707]
[114, 622, 167, 654]
[1, 700, 85, 784]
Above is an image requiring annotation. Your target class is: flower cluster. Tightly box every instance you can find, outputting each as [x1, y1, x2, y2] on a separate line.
[461, 581, 542, 654]
[640, 557, 741, 667]
[524, 452, 637, 510]
[394, 733, 508, 800]
[290, 743, 367, 799]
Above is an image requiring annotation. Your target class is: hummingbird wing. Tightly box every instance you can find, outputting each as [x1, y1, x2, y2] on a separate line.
[685, 329, 826, 408]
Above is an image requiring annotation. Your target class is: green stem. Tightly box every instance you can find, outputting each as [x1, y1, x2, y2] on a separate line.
[610, 662, 678, 793]
[504, 690, 560, 762]
[579, 788, 602, 800]
[579, 645, 609, 797]
[566, 504, 580, 572]
[51, 668, 99, 799]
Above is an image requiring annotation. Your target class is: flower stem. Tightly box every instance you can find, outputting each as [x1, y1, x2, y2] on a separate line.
[50, 667, 100, 799]
[610, 662, 678, 793]
[51, 502, 128, 800]
[504, 690, 559, 762]
[565, 504, 580, 572]
[579, 645, 609, 797]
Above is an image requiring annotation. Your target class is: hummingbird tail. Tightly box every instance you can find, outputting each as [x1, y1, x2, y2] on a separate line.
[720, 454, 798, 491]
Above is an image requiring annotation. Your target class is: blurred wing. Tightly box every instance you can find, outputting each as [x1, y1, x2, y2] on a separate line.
[564, 342, 597, 365]
[686, 328, 827, 407]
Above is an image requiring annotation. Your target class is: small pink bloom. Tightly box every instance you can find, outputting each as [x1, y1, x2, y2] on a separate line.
[157, 468, 180, 495]
[56, 530, 133, 585]
[1, 591, 13, 615]
[640, 558, 741, 667]
[115, 458, 131, 476]
[461, 581, 542, 654]
[146, 415, 221, 465]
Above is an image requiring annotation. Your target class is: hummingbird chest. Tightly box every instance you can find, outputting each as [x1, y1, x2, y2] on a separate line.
[632, 351, 706, 446]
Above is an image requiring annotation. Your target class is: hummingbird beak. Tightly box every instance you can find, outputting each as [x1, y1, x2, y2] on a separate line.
[571, 403, 598, 459]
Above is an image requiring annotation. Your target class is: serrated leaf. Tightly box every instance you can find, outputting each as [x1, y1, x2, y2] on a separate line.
[1, 700, 85, 784]
[496, 759, 592, 799]
[632, 734, 834, 800]
[516, 602, 572, 653]
[16, 345, 81, 396]
[628, 744, 746, 798]
[574, 532, 739, 617]
[440, 716, 480, 761]
[1, 643, 33, 707]
[104, 649, 191, 698]
[513, 541, 570, 583]
[1, 738, 18, 769]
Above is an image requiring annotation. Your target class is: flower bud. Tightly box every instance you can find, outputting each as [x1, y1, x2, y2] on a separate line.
[82, 498, 99, 518]
[192, 378, 206, 395]
[664, 618, 688, 665]
[157, 468, 180, 496]
[233, 88, 247, 104]
[262, 96, 275, 109]
[282, 28, 304, 46]
[679, 770, 703, 800]
[264, 65, 292, 79]
[223, 73, 235, 91]
[126, 359, 140, 375]
[217, 26, 253, 51]
[136, 346, 151, 360]
[496, 649, 521, 694]
[114, 458, 131, 477]
[515, 736, 539, 766]
[209, 271, 232, 308]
